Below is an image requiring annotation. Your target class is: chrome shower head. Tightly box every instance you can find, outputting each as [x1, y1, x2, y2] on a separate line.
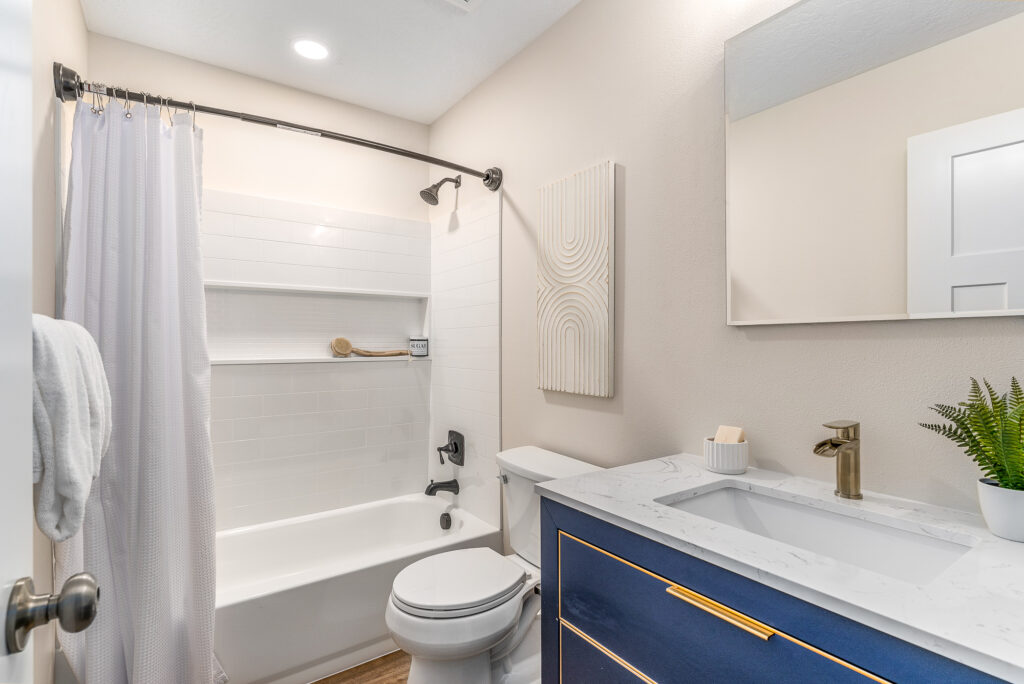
[420, 175, 462, 205]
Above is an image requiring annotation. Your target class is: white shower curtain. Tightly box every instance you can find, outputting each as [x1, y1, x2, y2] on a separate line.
[58, 98, 221, 684]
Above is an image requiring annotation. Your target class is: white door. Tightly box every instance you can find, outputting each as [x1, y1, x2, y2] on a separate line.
[907, 107, 1024, 317]
[0, 0, 36, 681]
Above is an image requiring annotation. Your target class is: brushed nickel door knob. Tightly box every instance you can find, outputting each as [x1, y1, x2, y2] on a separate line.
[5, 572, 99, 654]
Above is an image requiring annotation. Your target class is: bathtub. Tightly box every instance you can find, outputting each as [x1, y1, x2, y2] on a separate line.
[214, 493, 500, 684]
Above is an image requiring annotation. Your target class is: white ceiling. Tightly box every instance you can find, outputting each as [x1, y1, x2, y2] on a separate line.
[726, 0, 1024, 120]
[79, 0, 581, 123]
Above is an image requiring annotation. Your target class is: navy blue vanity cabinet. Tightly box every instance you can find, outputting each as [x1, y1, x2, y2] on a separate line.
[540, 498, 1005, 684]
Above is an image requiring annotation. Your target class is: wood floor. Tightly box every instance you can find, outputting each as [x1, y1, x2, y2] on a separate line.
[313, 651, 411, 683]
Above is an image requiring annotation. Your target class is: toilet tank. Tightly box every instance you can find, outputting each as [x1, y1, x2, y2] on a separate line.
[497, 446, 602, 567]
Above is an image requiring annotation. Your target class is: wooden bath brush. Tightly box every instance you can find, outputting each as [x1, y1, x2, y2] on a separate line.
[330, 337, 409, 358]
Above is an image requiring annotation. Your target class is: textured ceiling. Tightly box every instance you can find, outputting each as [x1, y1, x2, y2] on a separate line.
[727, 0, 1024, 120]
[79, 0, 581, 123]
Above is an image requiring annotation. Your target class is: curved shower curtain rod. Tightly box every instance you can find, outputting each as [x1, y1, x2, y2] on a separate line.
[52, 62, 503, 192]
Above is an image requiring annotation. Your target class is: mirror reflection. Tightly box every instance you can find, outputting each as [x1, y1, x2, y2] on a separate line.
[726, 0, 1024, 325]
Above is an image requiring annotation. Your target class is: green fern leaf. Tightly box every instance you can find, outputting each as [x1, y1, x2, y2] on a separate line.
[1010, 377, 1024, 413]
[922, 378, 1024, 490]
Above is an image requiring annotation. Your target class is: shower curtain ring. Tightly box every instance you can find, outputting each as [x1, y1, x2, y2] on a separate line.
[122, 88, 132, 119]
[90, 83, 105, 115]
[162, 97, 173, 127]
[190, 101, 196, 132]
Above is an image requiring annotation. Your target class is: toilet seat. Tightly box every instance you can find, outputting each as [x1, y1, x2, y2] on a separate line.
[392, 548, 527, 619]
[385, 550, 541, 666]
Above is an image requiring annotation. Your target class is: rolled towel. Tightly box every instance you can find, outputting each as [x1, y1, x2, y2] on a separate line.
[32, 314, 111, 542]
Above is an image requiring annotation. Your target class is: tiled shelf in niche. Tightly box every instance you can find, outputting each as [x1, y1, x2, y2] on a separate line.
[204, 280, 429, 300]
[209, 356, 430, 366]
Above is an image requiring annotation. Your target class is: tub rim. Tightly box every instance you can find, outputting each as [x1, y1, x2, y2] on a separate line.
[216, 493, 499, 607]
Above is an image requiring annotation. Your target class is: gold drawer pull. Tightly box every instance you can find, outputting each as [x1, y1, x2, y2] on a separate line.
[665, 585, 775, 641]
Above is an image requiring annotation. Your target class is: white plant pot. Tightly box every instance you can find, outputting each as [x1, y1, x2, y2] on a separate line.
[977, 478, 1024, 543]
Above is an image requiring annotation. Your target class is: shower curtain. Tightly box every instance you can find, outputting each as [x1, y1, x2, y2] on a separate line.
[57, 98, 222, 684]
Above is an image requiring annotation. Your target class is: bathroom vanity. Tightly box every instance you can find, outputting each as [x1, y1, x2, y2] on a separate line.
[538, 456, 1024, 683]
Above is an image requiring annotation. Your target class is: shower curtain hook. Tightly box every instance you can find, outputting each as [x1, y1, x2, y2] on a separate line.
[90, 83, 105, 116]
[162, 96, 173, 127]
[122, 88, 133, 120]
[141, 92, 149, 119]
[189, 101, 196, 132]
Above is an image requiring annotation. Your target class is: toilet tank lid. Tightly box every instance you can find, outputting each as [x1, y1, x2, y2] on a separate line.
[496, 446, 602, 482]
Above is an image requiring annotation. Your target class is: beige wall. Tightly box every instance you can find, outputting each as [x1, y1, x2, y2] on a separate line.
[728, 12, 1024, 323]
[429, 0, 1024, 513]
[87, 35, 430, 223]
[33, 0, 87, 317]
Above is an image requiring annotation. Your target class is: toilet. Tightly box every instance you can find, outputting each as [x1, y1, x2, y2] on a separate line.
[385, 446, 602, 684]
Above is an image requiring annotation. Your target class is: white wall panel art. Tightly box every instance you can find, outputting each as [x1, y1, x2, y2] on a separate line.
[537, 160, 615, 397]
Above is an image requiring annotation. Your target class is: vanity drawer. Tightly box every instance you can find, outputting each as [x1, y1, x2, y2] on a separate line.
[558, 531, 874, 683]
[559, 620, 648, 684]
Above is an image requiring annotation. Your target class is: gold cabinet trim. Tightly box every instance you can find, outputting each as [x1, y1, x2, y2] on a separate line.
[560, 618, 657, 684]
[665, 584, 774, 641]
[557, 530, 892, 684]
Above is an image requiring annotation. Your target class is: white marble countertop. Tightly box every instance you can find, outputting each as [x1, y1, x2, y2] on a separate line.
[536, 454, 1024, 682]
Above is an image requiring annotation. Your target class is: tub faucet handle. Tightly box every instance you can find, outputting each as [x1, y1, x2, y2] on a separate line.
[436, 430, 465, 466]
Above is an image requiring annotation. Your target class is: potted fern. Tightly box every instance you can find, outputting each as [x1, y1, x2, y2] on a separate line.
[922, 378, 1024, 542]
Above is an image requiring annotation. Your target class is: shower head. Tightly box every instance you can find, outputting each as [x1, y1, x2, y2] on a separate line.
[420, 175, 462, 205]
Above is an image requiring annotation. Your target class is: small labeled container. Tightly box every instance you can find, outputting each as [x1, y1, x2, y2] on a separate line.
[703, 437, 749, 475]
[409, 336, 429, 357]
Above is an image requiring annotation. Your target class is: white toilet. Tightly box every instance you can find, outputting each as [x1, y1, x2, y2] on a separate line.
[385, 446, 601, 684]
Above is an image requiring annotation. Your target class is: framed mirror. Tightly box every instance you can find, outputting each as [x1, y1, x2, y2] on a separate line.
[726, 0, 1024, 325]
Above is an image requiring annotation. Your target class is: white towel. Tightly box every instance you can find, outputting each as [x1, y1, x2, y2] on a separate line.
[32, 314, 111, 542]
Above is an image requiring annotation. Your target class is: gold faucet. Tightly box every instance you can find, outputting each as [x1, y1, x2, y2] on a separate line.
[813, 420, 862, 500]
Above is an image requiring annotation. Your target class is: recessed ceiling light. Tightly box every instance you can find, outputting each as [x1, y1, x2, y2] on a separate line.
[293, 39, 328, 61]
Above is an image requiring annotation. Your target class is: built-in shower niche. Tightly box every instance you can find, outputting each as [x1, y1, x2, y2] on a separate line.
[202, 190, 432, 529]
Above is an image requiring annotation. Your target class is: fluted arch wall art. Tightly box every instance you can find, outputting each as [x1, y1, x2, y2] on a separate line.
[537, 160, 615, 397]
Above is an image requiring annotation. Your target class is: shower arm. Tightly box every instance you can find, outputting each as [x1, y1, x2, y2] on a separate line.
[52, 62, 503, 192]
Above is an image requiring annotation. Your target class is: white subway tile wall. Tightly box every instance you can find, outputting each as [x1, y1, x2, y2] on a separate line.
[201, 190, 429, 294]
[211, 361, 430, 530]
[428, 195, 502, 529]
[203, 191, 433, 529]
[203, 191, 501, 530]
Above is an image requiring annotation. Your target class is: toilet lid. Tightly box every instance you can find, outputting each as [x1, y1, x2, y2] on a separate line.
[392, 548, 527, 614]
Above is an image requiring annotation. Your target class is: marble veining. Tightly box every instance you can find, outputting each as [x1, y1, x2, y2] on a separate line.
[536, 454, 1024, 682]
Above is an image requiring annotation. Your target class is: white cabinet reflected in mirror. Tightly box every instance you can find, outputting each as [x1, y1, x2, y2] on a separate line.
[726, 0, 1024, 325]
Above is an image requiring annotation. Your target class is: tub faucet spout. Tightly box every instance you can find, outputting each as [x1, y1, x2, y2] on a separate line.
[425, 479, 460, 496]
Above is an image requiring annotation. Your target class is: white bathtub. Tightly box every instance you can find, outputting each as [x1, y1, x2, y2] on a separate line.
[214, 494, 500, 684]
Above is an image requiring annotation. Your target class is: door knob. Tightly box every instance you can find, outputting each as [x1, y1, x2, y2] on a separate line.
[5, 572, 99, 654]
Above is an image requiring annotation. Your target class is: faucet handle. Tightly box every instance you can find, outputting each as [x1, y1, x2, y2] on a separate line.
[823, 420, 859, 440]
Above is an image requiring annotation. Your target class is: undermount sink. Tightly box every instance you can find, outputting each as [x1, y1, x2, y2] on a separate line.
[657, 484, 973, 584]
